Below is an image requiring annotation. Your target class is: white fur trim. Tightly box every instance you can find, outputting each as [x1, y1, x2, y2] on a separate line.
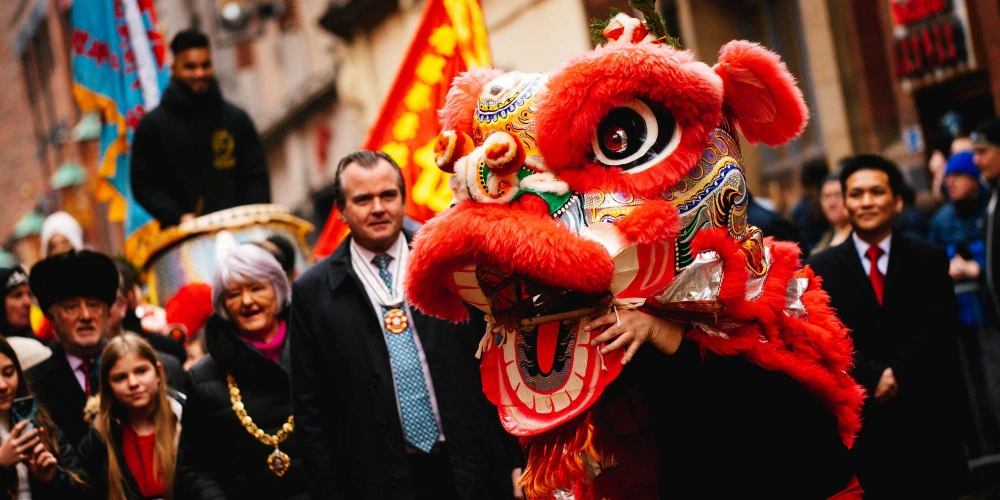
[466, 150, 519, 204]
[450, 157, 471, 203]
[520, 173, 569, 195]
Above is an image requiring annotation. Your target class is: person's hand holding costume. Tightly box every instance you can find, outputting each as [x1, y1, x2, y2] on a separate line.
[874, 367, 898, 403]
[586, 309, 684, 364]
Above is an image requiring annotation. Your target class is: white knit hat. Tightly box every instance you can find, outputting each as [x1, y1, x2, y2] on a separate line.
[40, 211, 84, 258]
[6, 336, 52, 371]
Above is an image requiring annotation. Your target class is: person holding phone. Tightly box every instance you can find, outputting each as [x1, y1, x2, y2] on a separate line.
[0, 336, 90, 498]
[79, 333, 183, 500]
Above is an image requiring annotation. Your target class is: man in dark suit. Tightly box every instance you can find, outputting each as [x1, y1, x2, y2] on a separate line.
[25, 250, 119, 447]
[974, 119, 1000, 319]
[289, 151, 517, 499]
[809, 154, 968, 499]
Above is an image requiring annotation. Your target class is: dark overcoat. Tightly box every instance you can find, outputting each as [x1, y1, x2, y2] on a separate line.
[289, 234, 515, 499]
[809, 233, 968, 498]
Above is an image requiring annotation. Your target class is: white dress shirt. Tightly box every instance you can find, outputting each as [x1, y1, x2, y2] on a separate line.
[852, 232, 891, 276]
[350, 234, 445, 444]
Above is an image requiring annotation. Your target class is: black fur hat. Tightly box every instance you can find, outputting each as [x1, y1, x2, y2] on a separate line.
[29, 250, 120, 312]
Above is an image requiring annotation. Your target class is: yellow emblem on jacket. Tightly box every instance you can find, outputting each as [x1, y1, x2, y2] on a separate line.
[212, 129, 236, 169]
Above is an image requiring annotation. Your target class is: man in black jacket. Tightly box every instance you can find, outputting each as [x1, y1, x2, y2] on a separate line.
[25, 251, 119, 447]
[131, 29, 270, 227]
[289, 151, 517, 499]
[808, 155, 967, 499]
[974, 119, 1000, 320]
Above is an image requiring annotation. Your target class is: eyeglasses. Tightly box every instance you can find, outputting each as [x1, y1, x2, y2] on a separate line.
[53, 298, 106, 318]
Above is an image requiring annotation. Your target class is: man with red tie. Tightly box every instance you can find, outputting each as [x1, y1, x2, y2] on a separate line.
[809, 154, 968, 499]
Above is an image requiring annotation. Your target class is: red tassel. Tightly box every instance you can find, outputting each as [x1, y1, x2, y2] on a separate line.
[519, 413, 603, 500]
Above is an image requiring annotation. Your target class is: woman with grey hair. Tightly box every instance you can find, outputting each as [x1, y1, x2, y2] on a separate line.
[175, 244, 308, 499]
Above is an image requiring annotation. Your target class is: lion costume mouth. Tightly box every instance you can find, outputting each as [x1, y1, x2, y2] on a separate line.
[482, 316, 623, 436]
[405, 199, 632, 435]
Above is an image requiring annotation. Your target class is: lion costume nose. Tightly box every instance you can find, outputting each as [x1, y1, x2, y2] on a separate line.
[482, 131, 526, 176]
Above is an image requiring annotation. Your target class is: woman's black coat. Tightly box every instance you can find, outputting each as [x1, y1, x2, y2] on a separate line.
[174, 315, 307, 500]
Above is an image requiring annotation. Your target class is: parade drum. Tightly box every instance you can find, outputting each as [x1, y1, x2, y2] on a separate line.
[134, 204, 314, 305]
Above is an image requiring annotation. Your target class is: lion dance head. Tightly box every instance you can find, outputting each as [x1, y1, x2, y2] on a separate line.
[406, 13, 861, 499]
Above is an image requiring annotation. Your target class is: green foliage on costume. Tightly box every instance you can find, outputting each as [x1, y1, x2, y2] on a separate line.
[588, 3, 681, 49]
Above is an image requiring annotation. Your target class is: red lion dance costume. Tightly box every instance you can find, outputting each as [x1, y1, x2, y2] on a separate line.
[406, 13, 865, 499]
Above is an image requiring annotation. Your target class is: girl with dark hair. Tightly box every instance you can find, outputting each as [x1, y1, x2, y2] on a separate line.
[79, 333, 182, 500]
[0, 336, 90, 499]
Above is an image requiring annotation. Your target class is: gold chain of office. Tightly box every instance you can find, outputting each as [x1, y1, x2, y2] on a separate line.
[227, 374, 294, 477]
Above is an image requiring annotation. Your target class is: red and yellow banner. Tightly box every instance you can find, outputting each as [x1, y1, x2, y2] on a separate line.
[313, 0, 491, 259]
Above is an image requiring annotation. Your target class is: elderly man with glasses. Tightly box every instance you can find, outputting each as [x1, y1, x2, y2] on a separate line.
[25, 250, 120, 446]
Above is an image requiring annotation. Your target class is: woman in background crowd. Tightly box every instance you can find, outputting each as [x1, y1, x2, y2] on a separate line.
[0, 337, 89, 498]
[39, 212, 83, 259]
[811, 175, 851, 255]
[175, 243, 307, 499]
[0, 268, 39, 343]
[79, 333, 182, 500]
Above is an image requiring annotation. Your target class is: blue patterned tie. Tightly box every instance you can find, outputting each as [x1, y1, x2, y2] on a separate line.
[372, 254, 439, 452]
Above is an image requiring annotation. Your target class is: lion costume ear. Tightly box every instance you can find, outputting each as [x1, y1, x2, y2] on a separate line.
[713, 40, 808, 146]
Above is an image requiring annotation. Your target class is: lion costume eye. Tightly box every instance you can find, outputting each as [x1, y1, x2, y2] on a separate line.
[590, 99, 681, 174]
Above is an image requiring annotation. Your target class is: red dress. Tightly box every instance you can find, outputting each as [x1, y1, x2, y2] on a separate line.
[121, 425, 164, 498]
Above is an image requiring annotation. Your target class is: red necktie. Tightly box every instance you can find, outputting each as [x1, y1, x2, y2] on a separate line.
[866, 246, 885, 305]
[79, 359, 92, 396]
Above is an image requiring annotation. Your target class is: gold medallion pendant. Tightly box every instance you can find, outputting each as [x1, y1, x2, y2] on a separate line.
[227, 374, 295, 477]
[267, 448, 291, 477]
[384, 308, 409, 334]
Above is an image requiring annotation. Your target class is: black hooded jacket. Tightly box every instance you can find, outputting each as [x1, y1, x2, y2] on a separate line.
[130, 78, 270, 227]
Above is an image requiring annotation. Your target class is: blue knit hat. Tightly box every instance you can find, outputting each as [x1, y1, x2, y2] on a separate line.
[945, 151, 980, 178]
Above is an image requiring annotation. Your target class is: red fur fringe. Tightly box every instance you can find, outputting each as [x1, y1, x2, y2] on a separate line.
[714, 41, 809, 146]
[686, 231, 864, 447]
[613, 199, 681, 245]
[405, 200, 615, 322]
[536, 43, 723, 199]
[439, 68, 506, 135]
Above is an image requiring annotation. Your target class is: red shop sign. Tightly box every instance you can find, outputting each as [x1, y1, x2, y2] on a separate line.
[890, 0, 974, 84]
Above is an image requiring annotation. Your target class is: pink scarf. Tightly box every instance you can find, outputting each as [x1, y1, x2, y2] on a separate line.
[250, 321, 286, 363]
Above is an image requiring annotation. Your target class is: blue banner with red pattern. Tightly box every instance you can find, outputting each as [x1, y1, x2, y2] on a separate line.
[71, 0, 169, 243]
